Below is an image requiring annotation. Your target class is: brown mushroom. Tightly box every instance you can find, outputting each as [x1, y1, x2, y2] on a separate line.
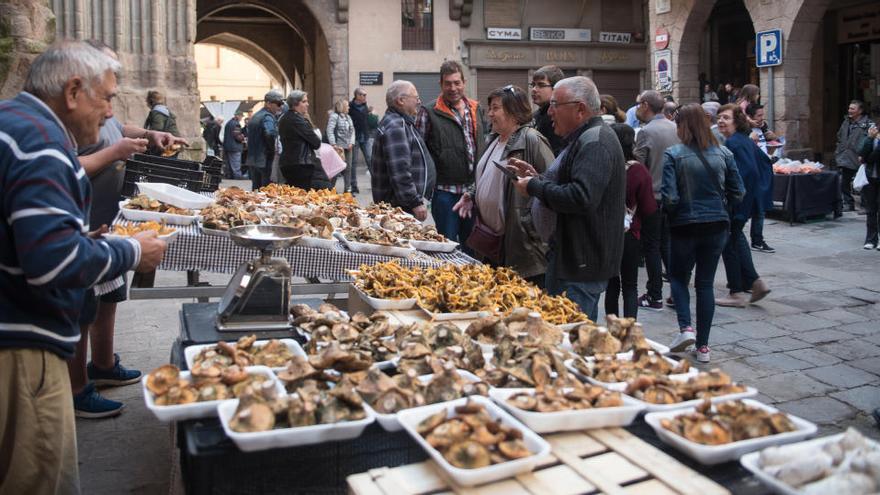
[444, 441, 492, 469]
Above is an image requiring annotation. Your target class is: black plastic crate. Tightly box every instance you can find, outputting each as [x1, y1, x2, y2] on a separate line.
[201, 173, 222, 192]
[131, 153, 201, 170]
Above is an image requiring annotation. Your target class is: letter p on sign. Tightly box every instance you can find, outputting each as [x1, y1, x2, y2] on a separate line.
[755, 29, 782, 67]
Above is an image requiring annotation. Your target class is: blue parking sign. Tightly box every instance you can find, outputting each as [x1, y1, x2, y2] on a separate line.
[756, 29, 783, 67]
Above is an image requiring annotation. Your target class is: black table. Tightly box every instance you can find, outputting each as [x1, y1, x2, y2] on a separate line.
[173, 303, 766, 495]
[772, 171, 842, 224]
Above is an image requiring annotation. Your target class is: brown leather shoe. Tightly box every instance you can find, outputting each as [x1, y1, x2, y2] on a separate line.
[716, 293, 748, 308]
[750, 278, 771, 303]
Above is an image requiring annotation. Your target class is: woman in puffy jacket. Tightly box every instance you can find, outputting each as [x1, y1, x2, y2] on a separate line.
[661, 104, 744, 364]
[326, 99, 356, 192]
[278, 90, 321, 189]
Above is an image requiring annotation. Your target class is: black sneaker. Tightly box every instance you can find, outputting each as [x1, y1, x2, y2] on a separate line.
[350, 186, 360, 194]
[87, 353, 142, 387]
[751, 241, 775, 254]
[637, 294, 663, 311]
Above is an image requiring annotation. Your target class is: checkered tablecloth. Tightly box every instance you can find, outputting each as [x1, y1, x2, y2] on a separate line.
[112, 214, 478, 280]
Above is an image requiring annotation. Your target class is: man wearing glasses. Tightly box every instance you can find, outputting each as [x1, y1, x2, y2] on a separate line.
[371, 81, 436, 221]
[530, 65, 566, 155]
[348, 87, 371, 193]
[416, 60, 487, 245]
[508, 76, 626, 322]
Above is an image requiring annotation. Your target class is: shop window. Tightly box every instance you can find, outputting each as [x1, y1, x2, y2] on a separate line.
[402, 0, 433, 50]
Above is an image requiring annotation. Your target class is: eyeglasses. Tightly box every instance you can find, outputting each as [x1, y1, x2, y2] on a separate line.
[529, 82, 552, 89]
[404, 94, 421, 101]
[549, 100, 582, 108]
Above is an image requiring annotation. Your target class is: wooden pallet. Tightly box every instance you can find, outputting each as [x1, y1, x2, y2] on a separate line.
[347, 427, 730, 495]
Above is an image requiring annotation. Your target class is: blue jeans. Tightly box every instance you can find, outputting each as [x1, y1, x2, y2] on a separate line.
[352, 139, 372, 188]
[432, 189, 474, 245]
[722, 219, 760, 293]
[545, 248, 606, 323]
[750, 208, 765, 245]
[224, 150, 244, 179]
[249, 165, 270, 191]
[669, 228, 728, 347]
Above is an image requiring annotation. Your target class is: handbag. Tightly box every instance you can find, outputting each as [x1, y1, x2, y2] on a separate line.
[854, 164, 869, 192]
[466, 216, 504, 264]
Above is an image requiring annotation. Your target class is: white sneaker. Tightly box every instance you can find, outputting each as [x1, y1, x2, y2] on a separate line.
[865, 243, 877, 250]
[694, 345, 711, 363]
[669, 327, 696, 352]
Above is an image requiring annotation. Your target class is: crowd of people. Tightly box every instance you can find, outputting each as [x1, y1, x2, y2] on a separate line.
[3, 39, 877, 494]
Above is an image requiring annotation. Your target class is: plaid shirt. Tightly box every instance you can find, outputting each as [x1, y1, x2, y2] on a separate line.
[416, 97, 478, 194]
[371, 108, 436, 212]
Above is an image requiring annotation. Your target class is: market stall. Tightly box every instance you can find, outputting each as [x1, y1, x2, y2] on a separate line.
[772, 161, 842, 224]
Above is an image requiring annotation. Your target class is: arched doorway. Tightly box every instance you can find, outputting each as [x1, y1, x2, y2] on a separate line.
[196, 0, 343, 130]
[702, 0, 756, 100]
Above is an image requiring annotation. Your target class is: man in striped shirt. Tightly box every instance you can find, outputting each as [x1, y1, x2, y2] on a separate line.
[0, 41, 166, 494]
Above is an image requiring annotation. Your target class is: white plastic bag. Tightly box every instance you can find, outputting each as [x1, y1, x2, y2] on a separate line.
[853, 164, 869, 192]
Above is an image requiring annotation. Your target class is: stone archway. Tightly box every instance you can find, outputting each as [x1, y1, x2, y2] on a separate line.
[198, 33, 294, 95]
[196, 0, 347, 130]
[650, 0, 833, 152]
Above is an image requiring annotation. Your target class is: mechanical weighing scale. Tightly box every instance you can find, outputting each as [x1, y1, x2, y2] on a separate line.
[216, 225, 303, 331]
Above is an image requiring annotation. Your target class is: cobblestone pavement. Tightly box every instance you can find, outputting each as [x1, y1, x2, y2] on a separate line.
[76, 171, 880, 493]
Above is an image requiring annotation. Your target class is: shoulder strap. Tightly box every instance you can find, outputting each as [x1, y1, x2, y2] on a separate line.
[693, 148, 726, 202]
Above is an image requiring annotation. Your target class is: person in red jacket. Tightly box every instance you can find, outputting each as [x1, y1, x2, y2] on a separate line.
[606, 124, 657, 318]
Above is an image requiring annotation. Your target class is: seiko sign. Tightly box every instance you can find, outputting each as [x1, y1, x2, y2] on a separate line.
[530, 28, 592, 42]
[487, 27, 522, 40]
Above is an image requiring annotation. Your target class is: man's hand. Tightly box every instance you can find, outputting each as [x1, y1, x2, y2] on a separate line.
[147, 130, 189, 150]
[87, 224, 109, 239]
[507, 157, 539, 178]
[452, 193, 473, 219]
[412, 205, 428, 221]
[132, 230, 167, 273]
[113, 138, 148, 161]
[513, 176, 533, 197]
[868, 126, 879, 139]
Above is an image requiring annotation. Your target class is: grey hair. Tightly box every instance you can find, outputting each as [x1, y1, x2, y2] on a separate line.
[24, 40, 121, 99]
[385, 80, 413, 109]
[286, 90, 307, 108]
[353, 86, 366, 97]
[554, 76, 601, 114]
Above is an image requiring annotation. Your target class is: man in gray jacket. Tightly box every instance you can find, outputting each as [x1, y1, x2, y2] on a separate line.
[634, 90, 680, 310]
[246, 90, 283, 190]
[836, 100, 874, 211]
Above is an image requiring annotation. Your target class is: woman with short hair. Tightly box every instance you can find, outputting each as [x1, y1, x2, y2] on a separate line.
[716, 104, 772, 308]
[452, 85, 553, 284]
[326, 98, 356, 192]
[662, 103, 744, 363]
[278, 90, 321, 189]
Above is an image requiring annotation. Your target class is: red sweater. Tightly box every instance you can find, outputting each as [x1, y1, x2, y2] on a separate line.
[626, 161, 657, 240]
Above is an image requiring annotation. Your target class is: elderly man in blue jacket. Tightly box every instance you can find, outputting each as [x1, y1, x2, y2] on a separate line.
[0, 41, 166, 493]
[245, 90, 284, 190]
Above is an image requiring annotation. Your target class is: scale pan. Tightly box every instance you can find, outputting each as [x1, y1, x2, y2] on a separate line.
[227, 225, 303, 251]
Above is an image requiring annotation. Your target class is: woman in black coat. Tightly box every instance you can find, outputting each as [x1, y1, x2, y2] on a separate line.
[278, 90, 321, 189]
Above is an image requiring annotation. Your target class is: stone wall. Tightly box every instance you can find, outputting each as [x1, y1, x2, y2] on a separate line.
[647, 0, 833, 152]
[0, 0, 56, 99]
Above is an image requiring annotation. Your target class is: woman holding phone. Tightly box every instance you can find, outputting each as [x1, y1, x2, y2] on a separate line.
[453, 85, 554, 284]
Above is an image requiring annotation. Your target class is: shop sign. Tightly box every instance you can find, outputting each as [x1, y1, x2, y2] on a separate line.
[654, 49, 672, 91]
[358, 72, 383, 86]
[837, 4, 880, 44]
[656, 0, 671, 15]
[530, 27, 591, 42]
[487, 27, 522, 40]
[599, 32, 632, 44]
[655, 28, 669, 50]
[486, 48, 527, 62]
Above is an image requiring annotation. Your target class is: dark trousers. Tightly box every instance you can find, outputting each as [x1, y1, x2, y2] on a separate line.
[669, 228, 728, 347]
[841, 167, 857, 209]
[749, 207, 765, 245]
[863, 178, 880, 244]
[351, 139, 371, 188]
[722, 219, 760, 293]
[640, 203, 670, 301]
[249, 165, 270, 191]
[432, 189, 474, 246]
[605, 232, 641, 319]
